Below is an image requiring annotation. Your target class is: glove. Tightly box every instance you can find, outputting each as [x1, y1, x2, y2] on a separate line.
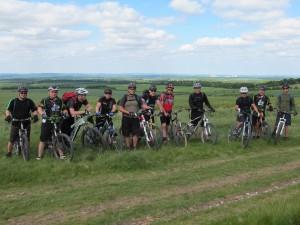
[294, 112, 298, 116]
[62, 112, 69, 119]
[33, 115, 39, 123]
[129, 112, 137, 117]
[5, 115, 12, 123]
[42, 113, 47, 119]
[108, 112, 114, 117]
[95, 112, 101, 116]
[210, 108, 216, 113]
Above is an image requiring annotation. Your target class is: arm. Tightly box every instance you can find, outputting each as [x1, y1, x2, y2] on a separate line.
[203, 94, 214, 111]
[95, 102, 101, 113]
[189, 94, 195, 109]
[251, 103, 259, 114]
[118, 105, 130, 115]
[111, 104, 117, 113]
[85, 103, 93, 112]
[291, 96, 297, 114]
[155, 99, 164, 112]
[69, 107, 86, 117]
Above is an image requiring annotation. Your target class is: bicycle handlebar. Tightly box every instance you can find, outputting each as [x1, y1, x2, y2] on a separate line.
[12, 117, 31, 122]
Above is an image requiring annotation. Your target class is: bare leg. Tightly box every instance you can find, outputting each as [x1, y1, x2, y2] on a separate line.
[7, 142, 13, 153]
[125, 137, 132, 148]
[132, 135, 138, 148]
[285, 127, 289, 138]
[38, 142, 45, 158]
[162, 123, 167, 139]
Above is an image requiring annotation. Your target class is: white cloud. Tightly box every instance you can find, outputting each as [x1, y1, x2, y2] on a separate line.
[213, 0, 289, 22]
[170, 0, 204, 14]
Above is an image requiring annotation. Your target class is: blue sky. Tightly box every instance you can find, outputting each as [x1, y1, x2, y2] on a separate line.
[0, 0, 300, 75]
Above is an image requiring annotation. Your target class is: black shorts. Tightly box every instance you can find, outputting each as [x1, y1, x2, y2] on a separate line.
[122, 116, 140, 137]
[10, 124, 31, 143]
[275, 112, 291, 126]
[40, 122, 55, 142]
[236, 113, 251, 123]
[160, 115, 171, 125]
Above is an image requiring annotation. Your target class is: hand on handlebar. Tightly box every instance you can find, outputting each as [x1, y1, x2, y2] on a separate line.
[129, 112, 137, 118]
[5, 115, 12, 123]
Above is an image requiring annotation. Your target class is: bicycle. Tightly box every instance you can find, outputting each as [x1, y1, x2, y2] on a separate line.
[138, 110, 162, 150]
[11, 118, 31, 161]
[252, 112, 271, 140]
[44, 115, 74, 160]
[168, 108, 187, 148]
[228, 112, 252, 148]
[272, 111, 294, 144]
[71, 112, 101, 150]
[95, 113, 121, 152]
[182, 109, 218, 144]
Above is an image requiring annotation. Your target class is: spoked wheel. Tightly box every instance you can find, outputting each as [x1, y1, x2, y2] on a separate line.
[20, 134, 29, 161]
[145, 126, 162, 150]
[260, 121, 271, 140]
[54, 133, 74, 161]
[228, 124, 240, 143]
[201, 123, 218, 144]
[101, 129, 121, 152]
[172, 123, 187, 148]
[81, 127, 101, 150]
[241, 124, 251, 148]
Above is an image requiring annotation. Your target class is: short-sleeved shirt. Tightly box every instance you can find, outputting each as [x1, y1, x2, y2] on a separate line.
[39, 97, 63, 117]
[253, 94, 271, 112]
[142, 91, 158, 108]
[236, 96, 253, 114]
[66, 98, 88, 111]
[7, 98, 37, 125]
[97, 97, 116, 114]
[118, 94, 143, 116]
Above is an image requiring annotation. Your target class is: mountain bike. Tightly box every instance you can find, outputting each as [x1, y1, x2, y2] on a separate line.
[95, 113, 121, 152]
[71, 112, 101, 150]
[44, 115, 74, 160]
[252, 112, 271, 140]
[182, 109, 218, 144]
[138, 110, 162, 150]
[168, 108, 187, 148]
[228, 112, 252, 148]
[11, 118, 31, 161]
[273, 111, 291, 144]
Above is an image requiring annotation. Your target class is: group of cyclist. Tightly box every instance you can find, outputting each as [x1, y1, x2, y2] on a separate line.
[4, 81, 297, 159]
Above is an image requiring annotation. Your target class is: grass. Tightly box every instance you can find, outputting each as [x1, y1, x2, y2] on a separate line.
[1, 79, 300, 225]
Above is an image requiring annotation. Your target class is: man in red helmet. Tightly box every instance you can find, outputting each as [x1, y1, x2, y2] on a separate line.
[159, 82, 175, 143]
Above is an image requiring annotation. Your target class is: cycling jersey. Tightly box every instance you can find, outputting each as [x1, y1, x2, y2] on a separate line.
[159, 92, 174, 113]
[236, 96, 253, 114]
[253, 94, 270, 112]
[97, 97, 116, 114]
[189, 92, 213, 111]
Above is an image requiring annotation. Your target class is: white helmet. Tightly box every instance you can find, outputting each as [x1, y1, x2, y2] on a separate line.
[240, 87, 248, 93]
[75, 88, 88, 95]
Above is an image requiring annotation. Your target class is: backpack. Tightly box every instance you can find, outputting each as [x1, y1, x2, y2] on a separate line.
[62, 92, 77, 104]
[121, 94, 142, 108]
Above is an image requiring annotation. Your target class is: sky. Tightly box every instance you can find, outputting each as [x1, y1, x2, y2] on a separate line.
[0, 0, 300, 75]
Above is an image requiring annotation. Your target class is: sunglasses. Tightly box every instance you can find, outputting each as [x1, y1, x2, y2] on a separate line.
[20, 92, 28, 94]
[128, 88, 136, 90]
[51, 91, 58, 93]
[104, 92, 112, 95]
[283, 88, 289, 90]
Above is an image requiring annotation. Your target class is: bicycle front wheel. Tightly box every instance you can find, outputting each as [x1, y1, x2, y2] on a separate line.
[20, 134, 29, 161]
[54, 133, 74, 161]
[241, 124, 251, 148]
[201, 123, 218, 144]
[81, 127, 101, 149]
[172, 123, 187, 148]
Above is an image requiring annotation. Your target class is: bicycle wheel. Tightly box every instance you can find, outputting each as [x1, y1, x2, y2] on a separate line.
[228, 124, 240, 143]
[81, 127, 101, 149]
[241, 124, 251, 148]
[54, 133, 74, 161]
[201, 123, 218, 144]
[172, 123, 187, 148]
[20, 134, 29, 161]
[261, 121, 271, 140]
[144, 126, 161, 150]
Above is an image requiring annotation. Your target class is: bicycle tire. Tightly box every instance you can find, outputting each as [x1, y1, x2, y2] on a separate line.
[81, 127, 101, 149]
[54, 133, 74, 161]
[228, 124, 240, 143]
[201, 123, 218, 144]
[172, 123, 187, 148]
[241, 123, 251, 148]
[20, 134, 29, 161]
[261, 121, 271, 140]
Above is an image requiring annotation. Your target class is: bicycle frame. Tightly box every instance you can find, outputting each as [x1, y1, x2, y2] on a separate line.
[242, 114, 252, 138]
[12, 118, 31, 152]
[276, 113, 287, 136]
[71, 113, 95, 141]
[139, 113, 153, 143]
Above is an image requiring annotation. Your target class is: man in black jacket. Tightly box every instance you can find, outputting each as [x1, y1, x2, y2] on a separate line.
[189, 82, 215, 126]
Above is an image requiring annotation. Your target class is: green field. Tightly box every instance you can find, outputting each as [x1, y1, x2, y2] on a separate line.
[1, 78, 300, 225]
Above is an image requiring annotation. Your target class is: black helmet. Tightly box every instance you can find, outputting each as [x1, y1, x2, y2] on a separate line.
[104, 88, 112, 94]
[128, 82, 136, 89]
[18, 86, 28, 92]
[259, 85, 266, 91]
[282, 83, 289, 89]
[149, 84, 157, 92]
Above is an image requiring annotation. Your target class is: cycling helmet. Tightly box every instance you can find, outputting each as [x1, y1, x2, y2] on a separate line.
[259, 85, 266, 91]
[193, 82, 202, 89]
[18, 86, 28, 92]
[128, 82, 136, 89]
[149, 84, 157, 92]
[240, 87, 248, 93]
[48, 85, 59, 91]
[282, 83, 290, 89]
[104, 88, 112, 94]
[166, 82, 174, 89]
[75, 88, 88, 95]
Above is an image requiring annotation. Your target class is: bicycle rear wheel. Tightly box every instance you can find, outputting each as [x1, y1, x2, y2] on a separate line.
[261, 121, 271, 140]
[201, 123, 218, 144]
[172, 123, 187, 148]
[145, 126, 161, 150]
[81, 127, 101, 149]
[228, 124, 240, 143]
[20, 134, 29, 161]
[54, 133, 74, 161]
